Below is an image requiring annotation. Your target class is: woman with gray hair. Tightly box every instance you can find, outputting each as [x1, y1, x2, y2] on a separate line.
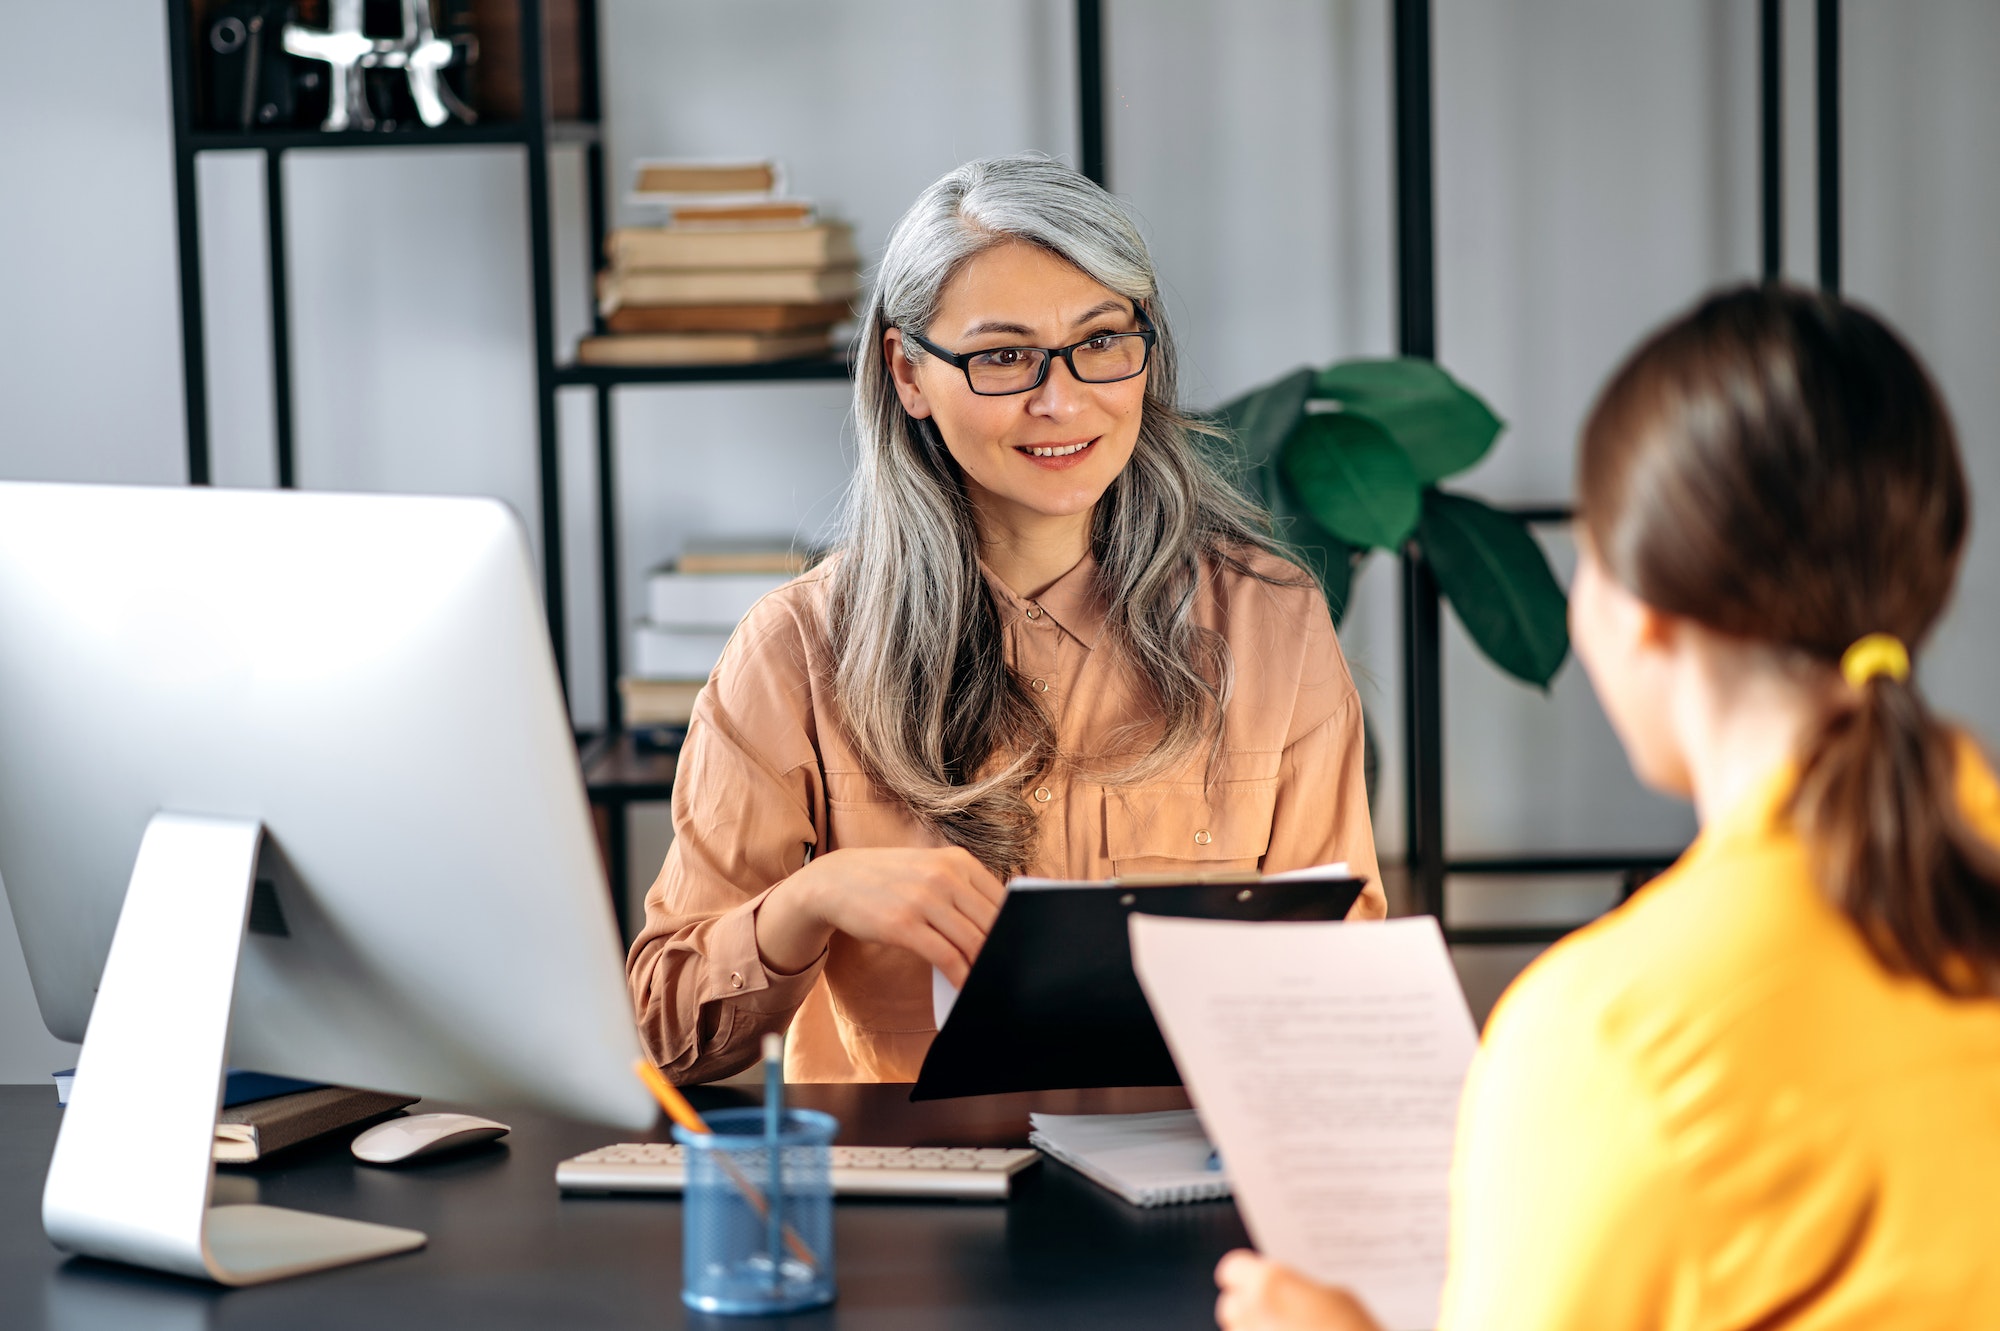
[627, 155, 1382, 1084]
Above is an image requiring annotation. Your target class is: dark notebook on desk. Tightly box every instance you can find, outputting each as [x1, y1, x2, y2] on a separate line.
[912, 865, 1364, 1101]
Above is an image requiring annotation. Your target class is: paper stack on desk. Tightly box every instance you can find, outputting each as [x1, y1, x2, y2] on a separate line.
[1129, 915, 1477, 1331]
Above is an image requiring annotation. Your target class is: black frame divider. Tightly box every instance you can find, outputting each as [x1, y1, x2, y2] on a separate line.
[163, 0, 595, 620]
[1817, 0, 1841, 293]
[1391, 0, 1448, 925]
[165, 1, 209, 486]
[264, 148, 297, 489]
[1077, 0, 1108, 187]
[518, 0, 568, 689]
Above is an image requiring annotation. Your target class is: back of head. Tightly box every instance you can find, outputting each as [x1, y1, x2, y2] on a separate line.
[1580, 283, 2000, 994]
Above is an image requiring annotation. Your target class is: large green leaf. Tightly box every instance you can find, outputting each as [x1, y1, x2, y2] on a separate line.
[1279, 412, 1421, 551]
[1312, 359, 1504, 484]
[1216, 366, 1316, 469]
[1261, 468, 1361, 623]
[1418, 490, 1569, 689]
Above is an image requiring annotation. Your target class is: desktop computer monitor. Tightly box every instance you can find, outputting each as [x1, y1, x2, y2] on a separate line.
[0, 481, 655, 1285]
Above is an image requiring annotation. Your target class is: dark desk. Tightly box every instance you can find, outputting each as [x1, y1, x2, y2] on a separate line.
[2, 1083, 1244, 1329]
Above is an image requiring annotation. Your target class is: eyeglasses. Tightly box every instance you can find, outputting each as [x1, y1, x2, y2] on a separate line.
[906, 306, 1156, 396]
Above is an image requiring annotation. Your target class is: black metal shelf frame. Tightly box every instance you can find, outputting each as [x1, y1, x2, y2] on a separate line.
[163, 1, 1111, 938]
[165, 0, 591, 664]
[1394, 0, 1843, 945]
[184, 121, 602, 152]
[165, 3, 1837, 945]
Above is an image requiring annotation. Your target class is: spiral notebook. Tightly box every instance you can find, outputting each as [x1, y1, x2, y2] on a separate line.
[1027, 1110, 1231, 1208]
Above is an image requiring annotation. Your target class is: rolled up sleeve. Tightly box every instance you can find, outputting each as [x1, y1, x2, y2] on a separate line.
[624, 595, 830, 1084]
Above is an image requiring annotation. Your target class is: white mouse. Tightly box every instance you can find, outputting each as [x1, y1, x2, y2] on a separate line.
[351, 1112, 510, 1165]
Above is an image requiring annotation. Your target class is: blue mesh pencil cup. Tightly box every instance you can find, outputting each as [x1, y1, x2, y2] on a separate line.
[675, 1108, 837, 1315]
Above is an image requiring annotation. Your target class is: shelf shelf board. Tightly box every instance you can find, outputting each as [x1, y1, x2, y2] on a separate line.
[582, 732, 679, 802]
[184, 119, 600, 154]
[554, 355, 855, 388]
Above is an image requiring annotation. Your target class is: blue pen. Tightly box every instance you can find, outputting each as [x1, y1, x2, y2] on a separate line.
[763, 1033, 785, 1286]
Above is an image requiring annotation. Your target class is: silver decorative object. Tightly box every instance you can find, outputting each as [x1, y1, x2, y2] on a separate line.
[284, 0, 475, 132]
[388, 0, 472, 129]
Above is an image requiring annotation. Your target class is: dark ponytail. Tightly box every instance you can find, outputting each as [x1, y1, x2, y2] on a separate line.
[1794, 670, 2000, 995]
[1579, 284, 2000, 996]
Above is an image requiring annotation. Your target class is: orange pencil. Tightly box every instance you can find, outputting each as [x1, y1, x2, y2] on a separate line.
[634, 1058, 709, 1136]
[631, 1059, 818, 1269]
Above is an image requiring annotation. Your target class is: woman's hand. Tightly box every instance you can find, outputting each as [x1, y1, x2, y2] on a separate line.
[1214, 1251, 1383, 1331]
[754, 846, 1008, 984]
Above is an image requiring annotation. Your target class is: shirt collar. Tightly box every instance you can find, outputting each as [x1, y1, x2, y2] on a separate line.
[978, 550, 1107, 649]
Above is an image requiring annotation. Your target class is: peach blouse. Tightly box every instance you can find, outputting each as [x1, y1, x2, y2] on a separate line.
[625, 548, 1380, 1083]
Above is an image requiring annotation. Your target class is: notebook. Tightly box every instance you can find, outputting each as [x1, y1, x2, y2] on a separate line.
[1027, 1110, 1231, 1208]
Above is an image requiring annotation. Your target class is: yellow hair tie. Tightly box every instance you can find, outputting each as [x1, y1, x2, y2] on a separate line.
[1840, 633, 1910, 688]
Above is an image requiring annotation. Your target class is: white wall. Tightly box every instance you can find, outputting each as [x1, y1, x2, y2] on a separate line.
[2, 0, 1995, 1075]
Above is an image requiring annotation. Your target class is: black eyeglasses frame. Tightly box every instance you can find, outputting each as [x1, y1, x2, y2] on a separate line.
[904, 305, 1157, 396]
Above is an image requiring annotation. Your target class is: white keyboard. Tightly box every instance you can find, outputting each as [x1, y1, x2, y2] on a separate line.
[557, 1142, 1041, 1201]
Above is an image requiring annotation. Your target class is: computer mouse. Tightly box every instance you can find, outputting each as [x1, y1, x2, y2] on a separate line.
[351, 1112, 510, 1165]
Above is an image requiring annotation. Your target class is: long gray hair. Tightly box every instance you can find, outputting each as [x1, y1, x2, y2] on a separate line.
[828, 155, 1292, 875]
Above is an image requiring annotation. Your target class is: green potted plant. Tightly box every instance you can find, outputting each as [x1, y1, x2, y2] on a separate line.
[1215, 360, 1570, 689]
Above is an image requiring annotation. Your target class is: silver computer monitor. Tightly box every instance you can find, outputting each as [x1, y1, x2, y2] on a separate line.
[0, 480, 654, 1285]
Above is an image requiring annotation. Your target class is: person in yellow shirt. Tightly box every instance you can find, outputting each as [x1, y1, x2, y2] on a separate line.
[1215, 283, 2000, 1330]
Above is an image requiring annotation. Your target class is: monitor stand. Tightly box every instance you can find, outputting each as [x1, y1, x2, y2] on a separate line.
[41, 812, 425, 1285]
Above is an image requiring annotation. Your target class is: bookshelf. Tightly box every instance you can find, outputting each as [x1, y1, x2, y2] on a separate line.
[162, 0, 1109, 937]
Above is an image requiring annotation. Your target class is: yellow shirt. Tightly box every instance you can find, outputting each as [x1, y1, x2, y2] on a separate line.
[1439, 749, 2000, 1329]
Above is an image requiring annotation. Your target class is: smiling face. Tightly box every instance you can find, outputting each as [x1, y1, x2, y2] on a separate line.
[885, 240, 1150, 541]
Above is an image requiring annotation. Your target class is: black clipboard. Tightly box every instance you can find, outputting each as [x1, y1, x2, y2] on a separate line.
[910, 869, 1364, 1101]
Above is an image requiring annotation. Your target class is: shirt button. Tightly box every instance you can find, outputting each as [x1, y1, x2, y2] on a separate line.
[1031, 678, 1049, 693]
[1194, 829, 1212, 846]
[1034, 786, 1053, 803]
[1024, 605, 1043, 621]
[729, 971, 745, 989]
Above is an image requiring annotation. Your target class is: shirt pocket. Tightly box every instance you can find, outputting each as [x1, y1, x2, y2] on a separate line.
[823, 769, 898, 805]
[821, 769, 938, 852]
[1104, 777, 1279, 877]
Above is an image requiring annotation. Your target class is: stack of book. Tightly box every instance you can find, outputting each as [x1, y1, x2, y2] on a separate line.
[579, 160, 861, 368]
[621, 537, 815, 748]
[53, 1067, 414, 1164]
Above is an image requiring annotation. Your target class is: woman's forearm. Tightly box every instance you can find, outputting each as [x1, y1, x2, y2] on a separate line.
[754, 869, 835, 975]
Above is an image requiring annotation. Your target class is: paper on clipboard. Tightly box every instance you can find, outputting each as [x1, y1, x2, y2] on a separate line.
[933, 966, 961, 1029]
[1128, 914, 1476, 1331]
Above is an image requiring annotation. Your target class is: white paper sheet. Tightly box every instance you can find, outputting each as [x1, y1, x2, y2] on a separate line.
[932, 965, 960, 1029]
[1128, 915, 1476, 1331]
